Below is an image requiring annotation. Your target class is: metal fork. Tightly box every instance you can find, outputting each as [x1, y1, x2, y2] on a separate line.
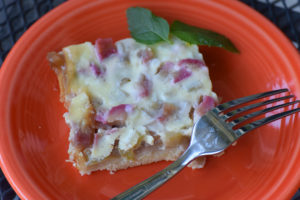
[112, 88, 300, 200]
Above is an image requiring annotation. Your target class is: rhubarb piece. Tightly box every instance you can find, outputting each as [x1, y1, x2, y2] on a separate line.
[137, 48, 154, 63]
[138, 75, 152, 97]
[197, 96, 216, 116]
[174, 68, 192, 83]
[158, 103, 177, 122]
[90, 63, 103, 77]
[179, 58, 206, 69]
[107, 104, 133, 125]
[73, 131, 93, 148]
[95, 38, 117, 60]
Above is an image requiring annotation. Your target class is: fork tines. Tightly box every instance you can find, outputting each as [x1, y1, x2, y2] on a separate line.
[212, 88, 300, 135]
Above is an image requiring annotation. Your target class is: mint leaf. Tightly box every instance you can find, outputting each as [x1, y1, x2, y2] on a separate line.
[126, 7, 169, 44]
[171, 20, 239, 53]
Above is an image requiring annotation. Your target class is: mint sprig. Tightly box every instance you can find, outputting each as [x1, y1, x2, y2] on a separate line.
[170, 21, 239, 53]
[126, 7, 169, 44]
[126, 7, 239, 53]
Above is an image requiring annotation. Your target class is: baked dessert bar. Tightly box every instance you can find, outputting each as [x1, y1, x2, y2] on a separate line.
[48, 36, 217, 175]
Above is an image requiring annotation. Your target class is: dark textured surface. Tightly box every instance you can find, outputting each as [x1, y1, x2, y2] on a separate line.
[242, 0, 300, 49]
[0, 0, 300, 199]
[0, 0, 65, 66]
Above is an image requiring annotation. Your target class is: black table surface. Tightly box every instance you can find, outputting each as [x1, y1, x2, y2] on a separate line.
[0, 0, 300, 199]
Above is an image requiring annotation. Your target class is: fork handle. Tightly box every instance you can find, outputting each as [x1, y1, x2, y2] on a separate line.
[111, 146, 198, 200]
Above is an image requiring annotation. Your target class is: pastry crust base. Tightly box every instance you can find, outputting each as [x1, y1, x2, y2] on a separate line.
[69, 136, 205, 175]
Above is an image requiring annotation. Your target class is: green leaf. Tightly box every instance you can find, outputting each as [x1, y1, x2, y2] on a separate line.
[126, 7, 170, 44]
[170, 20, 239, 53]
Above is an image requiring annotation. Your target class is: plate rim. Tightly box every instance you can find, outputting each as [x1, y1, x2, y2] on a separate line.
[0, 0, 300, 199]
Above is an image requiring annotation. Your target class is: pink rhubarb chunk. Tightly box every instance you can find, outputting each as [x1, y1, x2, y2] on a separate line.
[90, 63, 103, 77]
[138, 75, 152, 97]
[107, 104, 133, 124]
[174, 68, 192, 83]
[73, 131, 93, 148]
[95, 38, 117, 60]
[95, 110, 108, 124]
[197, 96, 216, 116]
[158, 103, 177, 122]
[95, 104, 133, 126]
[137, 49, 154, 63]
[178, 58, 206, 69]
[159, 62, 174, 76]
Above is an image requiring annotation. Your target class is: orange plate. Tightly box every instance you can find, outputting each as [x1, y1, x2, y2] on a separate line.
[0, 0, 300, 199]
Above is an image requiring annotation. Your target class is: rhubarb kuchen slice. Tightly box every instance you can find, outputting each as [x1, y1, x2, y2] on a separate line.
[48, 36, 218, 175]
